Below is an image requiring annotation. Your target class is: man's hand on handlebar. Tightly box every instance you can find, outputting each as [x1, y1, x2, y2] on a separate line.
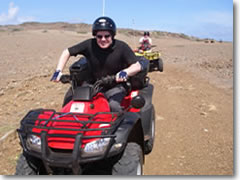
[50, 70, 62, 82]
[116, 71, 128, 82]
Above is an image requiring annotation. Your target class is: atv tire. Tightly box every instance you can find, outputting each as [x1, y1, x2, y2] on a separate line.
[157, 58, 163, 72]
[15, 153, 45, 175]
[112, 143, 143, 175]
[144, 106, 155, 154]
[15, 154, 37, 175]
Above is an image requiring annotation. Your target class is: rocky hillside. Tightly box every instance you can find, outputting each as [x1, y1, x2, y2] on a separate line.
[0, 22, 218, 42]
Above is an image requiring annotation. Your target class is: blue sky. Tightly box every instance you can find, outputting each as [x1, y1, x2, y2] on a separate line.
[0, 0, 234, 41]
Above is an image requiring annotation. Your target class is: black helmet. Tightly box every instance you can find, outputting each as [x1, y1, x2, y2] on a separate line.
[144, 31, 150, 36]
[92, 16, 116, 36]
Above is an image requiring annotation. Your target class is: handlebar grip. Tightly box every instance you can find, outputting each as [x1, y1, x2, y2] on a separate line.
[60, 75, 71, 84]
[101, 75, 116, 85]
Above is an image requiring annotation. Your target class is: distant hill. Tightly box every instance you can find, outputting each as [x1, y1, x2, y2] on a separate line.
[0, 22, 215, 42]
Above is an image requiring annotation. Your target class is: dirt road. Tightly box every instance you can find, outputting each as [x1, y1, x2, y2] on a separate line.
[0, 29, 233, 175]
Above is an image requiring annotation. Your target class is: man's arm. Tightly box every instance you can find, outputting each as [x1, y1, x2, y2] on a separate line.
[51, 49, 71, 82]
[149, 38, 152, 45]
[56, 49, 71, 72]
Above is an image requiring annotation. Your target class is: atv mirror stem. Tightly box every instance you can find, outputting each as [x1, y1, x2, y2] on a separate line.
[131, 95, 145, 109]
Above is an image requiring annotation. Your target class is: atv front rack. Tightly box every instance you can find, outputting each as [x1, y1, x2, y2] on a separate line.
[18, 109, 120, 137]
[17, 109, 123, 174]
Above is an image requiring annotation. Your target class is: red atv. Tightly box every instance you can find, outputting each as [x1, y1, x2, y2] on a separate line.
[15, 58, 156, 175]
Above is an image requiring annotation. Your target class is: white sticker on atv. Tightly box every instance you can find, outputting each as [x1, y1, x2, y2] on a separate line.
[99, 124, 110, 128]
[131, 91, 138, 98]
[70, 103, 85, 113]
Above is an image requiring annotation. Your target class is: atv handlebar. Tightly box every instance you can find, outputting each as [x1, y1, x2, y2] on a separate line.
[60, 74, 116, 85]
[60, 75, 71, 84]
[96, 75, 116, 85]
[60, 74, 131, 95]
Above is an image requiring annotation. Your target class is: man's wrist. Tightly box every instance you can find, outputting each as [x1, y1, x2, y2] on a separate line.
[51, 70, 62, 81]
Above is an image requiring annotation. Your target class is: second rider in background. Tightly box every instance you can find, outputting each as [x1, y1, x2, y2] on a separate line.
[139, 31, 152, 52]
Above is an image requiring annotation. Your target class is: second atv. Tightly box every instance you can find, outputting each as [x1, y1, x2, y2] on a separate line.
[134, 47, 163, 72]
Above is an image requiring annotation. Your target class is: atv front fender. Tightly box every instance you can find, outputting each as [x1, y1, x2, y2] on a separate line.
[107, 112, 144, 157]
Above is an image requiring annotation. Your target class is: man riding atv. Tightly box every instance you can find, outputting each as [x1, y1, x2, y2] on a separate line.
[51, 16, 148, 113]
[15, 17, 156, 175]
[138, 31, 152, 52]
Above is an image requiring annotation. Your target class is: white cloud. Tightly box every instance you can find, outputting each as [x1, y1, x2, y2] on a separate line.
[0, 2, 35, 25]
[0, 2, 19, 24]
[8, 2, 19, 20]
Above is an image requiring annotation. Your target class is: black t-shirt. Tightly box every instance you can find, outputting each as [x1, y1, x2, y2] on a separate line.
[68, 39, 138, 79]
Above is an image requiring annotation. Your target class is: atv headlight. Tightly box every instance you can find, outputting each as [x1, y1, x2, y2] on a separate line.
[26, 135, 41, 152]
[82, 138, 111, 158]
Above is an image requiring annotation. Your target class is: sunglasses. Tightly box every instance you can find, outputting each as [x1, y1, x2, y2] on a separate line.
[96, 34, 111, 39]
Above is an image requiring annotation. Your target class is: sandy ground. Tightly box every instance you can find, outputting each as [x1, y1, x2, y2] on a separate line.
[0, 28, 233, 175]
